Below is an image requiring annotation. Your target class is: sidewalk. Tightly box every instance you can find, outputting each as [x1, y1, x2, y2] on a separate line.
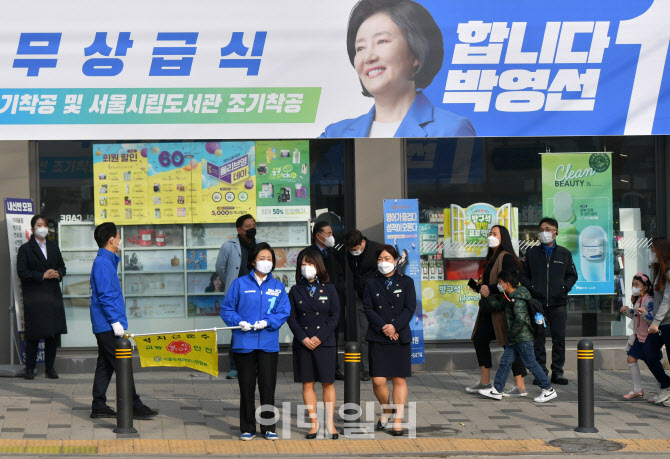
[0, 368, 669, 455]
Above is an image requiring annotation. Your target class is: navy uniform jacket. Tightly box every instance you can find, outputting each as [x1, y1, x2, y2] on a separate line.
[287, 281, 340, 348]
[363, 273, 416, 344]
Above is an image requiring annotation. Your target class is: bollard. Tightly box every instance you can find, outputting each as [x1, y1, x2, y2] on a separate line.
[575, 338, 598, 433]
[113, 336, 137, 435]
[344, 342, 361, 426]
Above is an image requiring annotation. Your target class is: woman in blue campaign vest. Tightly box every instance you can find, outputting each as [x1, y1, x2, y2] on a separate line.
[363, 244, 416, 436]
[220, 242, 290, 442]
[287, 248, 340, 439]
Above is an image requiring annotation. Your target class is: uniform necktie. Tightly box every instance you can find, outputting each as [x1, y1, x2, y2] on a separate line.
[385, 278, 393, 291]
[308, 284, 316, 297]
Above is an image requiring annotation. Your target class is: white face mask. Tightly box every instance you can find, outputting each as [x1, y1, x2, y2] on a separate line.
[34, 227, 49, 239]
[497, 283, 506, 293]
[539, 231, 554, 245]
[631, 286, 641, 296]
[350, 249, 362, 256]
[378, 261, 395, 275]
[255, 260, 273, 274]
[650, 251, 658, 264]
[111, 237, 122, 251]
[487, 235, 500, 248]
[322, 235, 335, 248]
[301, 265, 317, 280]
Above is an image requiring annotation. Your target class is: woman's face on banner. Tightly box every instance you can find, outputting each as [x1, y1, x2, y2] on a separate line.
[354, 12, 419, 98]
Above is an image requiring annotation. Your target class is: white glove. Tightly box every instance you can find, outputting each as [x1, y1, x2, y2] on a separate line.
[239, 321, 253, 332]
[111, 322, 124, 337]
[254, 320, 268, 330]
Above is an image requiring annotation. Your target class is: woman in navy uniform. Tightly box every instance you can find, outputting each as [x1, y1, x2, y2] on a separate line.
[288, 248, 340, 439]
[363, 244, 416, 436]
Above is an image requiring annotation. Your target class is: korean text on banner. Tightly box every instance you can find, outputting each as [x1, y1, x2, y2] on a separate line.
[4, 198, 34, 335]
[133, 331, 218, 377]
[383, 199, 424, 364]
[541, 153, 613, 294]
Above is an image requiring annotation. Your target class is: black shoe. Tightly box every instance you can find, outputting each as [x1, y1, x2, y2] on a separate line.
[335, 370, 345, 381]
[90, 406, 117, 419]
[326, 432, 339, 440]
[361, 370, 371, 382]
[388, 428, 405, 436]
[305, 423, 319, 439]
[551, 375, 569, 385]
[24, 369, 35, 380]
[45, 369, 59, 379]
[376, 409, 395, 430]
[133, 405, 159, 420]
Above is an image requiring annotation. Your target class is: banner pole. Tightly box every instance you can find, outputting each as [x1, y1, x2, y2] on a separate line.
[128, 326, 242, 338]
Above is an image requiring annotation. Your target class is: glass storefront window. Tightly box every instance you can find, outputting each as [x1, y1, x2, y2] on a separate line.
[407, 136, 658, 340]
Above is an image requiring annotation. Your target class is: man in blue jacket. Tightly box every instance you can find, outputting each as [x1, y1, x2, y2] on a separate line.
[89, 222, 157, 420]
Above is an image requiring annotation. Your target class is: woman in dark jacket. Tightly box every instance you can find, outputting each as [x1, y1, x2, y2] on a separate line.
[363, 244, 416, 436]
[16, 215, 67, 380]
[287, 248, 340, 439]
[466, 225, 527, 395]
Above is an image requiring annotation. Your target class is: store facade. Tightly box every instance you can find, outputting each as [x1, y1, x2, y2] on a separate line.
[2, 0, 670, 365]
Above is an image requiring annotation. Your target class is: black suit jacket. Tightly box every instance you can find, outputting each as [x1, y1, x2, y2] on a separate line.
[287, 282, 340, 347]
[363, 272, 416, 344]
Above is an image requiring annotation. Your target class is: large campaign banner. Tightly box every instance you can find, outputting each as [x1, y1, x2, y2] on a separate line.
[542, 153, 613, 294]
[0, 0, 669, 139]
[383, 199, 424, 364]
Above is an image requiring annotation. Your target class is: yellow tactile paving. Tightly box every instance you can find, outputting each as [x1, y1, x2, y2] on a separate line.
[379, 438, 421, 453]
[414, 437, 457, 452]
[275, 439, 313, 454]
[62, 440, 98, 455]
[309, 439, 349, 453]
[98, 439, 133, 455]
[451, 438, 493, 452]
[341, 439, 384, 454]
[203, 440, 242, 455]
[484, 440, 523, 453]
[0, 439, 27, 447]
[24, 446, 61, 454]
[618, 439, 649, 452]
[168, 439, 206, 454]
[239, 440, 278, 454]
[622, 439, 670, 452]
[132, 439, 170, 454]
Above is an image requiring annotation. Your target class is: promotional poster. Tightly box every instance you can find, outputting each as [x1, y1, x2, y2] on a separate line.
[383, 199, 424, 364]
[421, 280, 480, 340]
[541, 152, 614, 294]
[1, 0, 668, 139]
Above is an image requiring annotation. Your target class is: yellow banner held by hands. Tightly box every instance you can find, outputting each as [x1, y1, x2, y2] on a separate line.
[133, 331, 218, 377]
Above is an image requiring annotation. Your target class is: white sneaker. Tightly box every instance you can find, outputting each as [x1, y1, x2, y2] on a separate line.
[466, 380, 492, 393]
[649, 394, 660, 403]
[533, 388, 557, 403]
[655, 387, 670, 404]
[479, 387, 503, 400]
[502, 384, 528, 397]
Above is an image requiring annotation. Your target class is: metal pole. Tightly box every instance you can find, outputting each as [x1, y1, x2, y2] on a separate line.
[113, 336, 137, 435]
[575, 338, 598, 433]
[344, 341, 361, 430]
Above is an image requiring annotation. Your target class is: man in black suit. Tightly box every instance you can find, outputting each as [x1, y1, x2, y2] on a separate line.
[298, 221, 346, 380]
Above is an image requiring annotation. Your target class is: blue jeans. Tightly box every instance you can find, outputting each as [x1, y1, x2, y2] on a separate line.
[642, 324, 670, 389]
[494, 341, 551, 392]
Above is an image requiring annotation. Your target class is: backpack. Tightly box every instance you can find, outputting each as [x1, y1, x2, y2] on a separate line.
[525, 298, 547, 339]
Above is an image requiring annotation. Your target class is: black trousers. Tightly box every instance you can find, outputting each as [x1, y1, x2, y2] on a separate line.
[234, 350, 278, 435]
[25, 337, 58, 371]
[92, 331, 143, 411]
[472, 312, 527, 377]
[533, 305, 567, 377]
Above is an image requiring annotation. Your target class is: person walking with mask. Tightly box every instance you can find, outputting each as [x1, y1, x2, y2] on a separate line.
[298, 221, 346, 380]
[287, 248, 340, 439]
[16, 215, 67, 380]
[215, 213, 258, 379]
[520, 217, 578, 386]
[344, 229, 382, 381]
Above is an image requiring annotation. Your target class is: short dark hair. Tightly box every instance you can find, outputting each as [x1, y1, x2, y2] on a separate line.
[497, 270, 519, 288]
[94, 222, 117, 248]
[30, 214, 47, 229]
[376, 244, 399, 260]
[312, 221, 332, 242]
[347, 0, 444, 97]
[236, 214, 255, 229]
[539, 217, 559, 229]
[247, 242, 276, 272]
[295, 248, 330, 284]
[344, 229, 365, 249]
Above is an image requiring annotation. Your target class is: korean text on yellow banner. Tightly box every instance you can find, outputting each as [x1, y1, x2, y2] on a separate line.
[133, 331, 218, 377]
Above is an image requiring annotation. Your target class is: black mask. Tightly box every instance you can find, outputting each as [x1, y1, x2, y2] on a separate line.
[245, 228, 256, 240]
